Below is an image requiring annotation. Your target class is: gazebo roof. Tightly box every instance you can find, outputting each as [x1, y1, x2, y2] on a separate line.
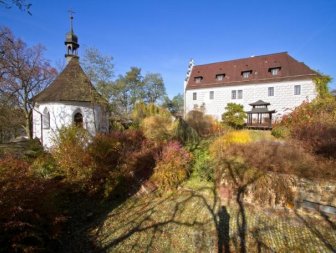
[249, 100, 270, 106]
[246, 108, 276, 114]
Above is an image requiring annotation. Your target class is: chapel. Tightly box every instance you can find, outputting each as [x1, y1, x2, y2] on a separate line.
[32, 15, 109, 147]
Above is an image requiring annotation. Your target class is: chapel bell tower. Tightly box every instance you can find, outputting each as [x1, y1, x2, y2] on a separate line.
[65, 12, 79, 63]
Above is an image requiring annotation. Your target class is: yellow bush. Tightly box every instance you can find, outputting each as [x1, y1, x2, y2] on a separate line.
[209, 130, 251, 159]
[141, 115, 174, 143]
[225, 130, 251, 144]
[132, 102, 171, 126]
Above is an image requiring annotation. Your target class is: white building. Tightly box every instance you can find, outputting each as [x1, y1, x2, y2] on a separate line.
[33, 16, 108, 148]
[184, 52, 318, 123]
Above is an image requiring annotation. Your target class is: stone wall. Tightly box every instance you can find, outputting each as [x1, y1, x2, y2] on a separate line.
[219, 172, 336, 215]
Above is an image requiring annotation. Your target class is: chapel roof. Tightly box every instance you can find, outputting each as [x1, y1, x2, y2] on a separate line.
[34, 58, 105, 103]
[186, 52, 318, 90]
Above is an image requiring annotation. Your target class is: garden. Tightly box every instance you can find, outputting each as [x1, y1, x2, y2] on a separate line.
[1, 78, 336, 252]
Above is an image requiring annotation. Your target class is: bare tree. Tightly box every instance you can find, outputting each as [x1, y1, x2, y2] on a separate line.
[0, 27, 56, 138]
[0, 0, 32, 14]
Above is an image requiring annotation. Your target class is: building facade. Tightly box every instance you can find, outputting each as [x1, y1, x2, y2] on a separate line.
[184, 52, 318, 121]
[33, 16, 108, 148]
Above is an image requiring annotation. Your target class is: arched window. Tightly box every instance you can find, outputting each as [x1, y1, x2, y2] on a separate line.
[42, 108, 50, 129]
[74, 112, 83, 127]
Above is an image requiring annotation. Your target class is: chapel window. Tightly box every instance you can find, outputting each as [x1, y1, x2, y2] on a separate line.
[74, 112, 83, 127]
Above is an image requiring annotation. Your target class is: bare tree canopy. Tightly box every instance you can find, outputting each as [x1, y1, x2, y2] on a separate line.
[0, 27, 57, 138]
[0, 0, 32, 14]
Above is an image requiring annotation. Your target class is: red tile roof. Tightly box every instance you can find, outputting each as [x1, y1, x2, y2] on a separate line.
[186, 52, 318, 90]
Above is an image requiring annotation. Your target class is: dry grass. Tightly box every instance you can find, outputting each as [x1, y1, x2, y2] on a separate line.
[92, 187, 336, 253]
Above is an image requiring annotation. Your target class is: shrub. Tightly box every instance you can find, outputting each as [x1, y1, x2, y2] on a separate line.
[151, 141, 192, 190]
[88, 130, 158, 198]
[109, 120, 126, 131]
[141, 115, 174, 143]
[313, 74, 333, 99]
[276, 96, 336, 158]
[192, 147, 214, 182]
[211, 140, 335, 181]
[271, 125, 290, 139]
[0, 155, 67, 252]
[51, 126, 94, 184]
[24, 138, 44, 160]
[132, 102, 171, 127]
[209, 140, 334, 207]
[186, 110, 222, 137]
[0, 154, 29, 175]
[29, 153, 59, 179]
[292, 119, 336, 159]
[172, 117, 200, 145]
[209, 130, 252, 159]
[221, 103, 247, 129]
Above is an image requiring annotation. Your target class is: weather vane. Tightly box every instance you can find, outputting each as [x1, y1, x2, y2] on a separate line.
[68, 9, 75, 32]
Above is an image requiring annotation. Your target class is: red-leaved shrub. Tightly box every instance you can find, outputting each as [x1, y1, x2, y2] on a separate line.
[273, 97, 336, 159]
[0, 155, 67, 252]
[151, 141, 192, 190]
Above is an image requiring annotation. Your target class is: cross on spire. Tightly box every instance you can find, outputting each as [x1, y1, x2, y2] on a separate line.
[65, 10, 79, 62]
[68, 9, 75, 32]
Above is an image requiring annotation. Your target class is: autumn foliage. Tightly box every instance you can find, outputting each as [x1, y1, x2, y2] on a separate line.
[151, 141, 192, 191]
[273, 97, 336, 159]
[0, 155, 67, 252]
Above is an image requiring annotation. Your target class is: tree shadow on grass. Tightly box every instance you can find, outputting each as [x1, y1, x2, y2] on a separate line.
[294, 210, 336, 252]
[58, 151, 157, 252]
[90, 186, 225, 252]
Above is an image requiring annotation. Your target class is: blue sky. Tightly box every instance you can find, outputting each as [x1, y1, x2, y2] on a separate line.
[1, 0, 336, 97]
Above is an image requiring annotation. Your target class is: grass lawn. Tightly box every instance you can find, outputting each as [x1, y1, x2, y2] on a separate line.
[89, 182, 336, 253]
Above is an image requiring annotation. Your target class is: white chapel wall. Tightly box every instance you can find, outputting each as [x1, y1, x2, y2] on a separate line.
[33, 101, 107, 148]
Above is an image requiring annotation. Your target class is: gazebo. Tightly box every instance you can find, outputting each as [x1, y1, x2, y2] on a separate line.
[246, 100, 275, 129]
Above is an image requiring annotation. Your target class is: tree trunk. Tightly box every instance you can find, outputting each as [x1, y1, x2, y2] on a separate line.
[24, 110, 33, 139]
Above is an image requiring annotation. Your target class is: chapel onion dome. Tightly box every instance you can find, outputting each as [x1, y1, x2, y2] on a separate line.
[65, 31, 78, 45]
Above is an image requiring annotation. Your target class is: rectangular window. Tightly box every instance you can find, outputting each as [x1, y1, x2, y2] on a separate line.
[194, 76, 203, 83]
[269, 67, 280, 76]
[193, 92, 197, 100]
[231, 90, 236, 99]
[268, 87, 274, 96]
[242, 71, 251, 79]
[210, 91, 214, 100]
[294, 85, 301, 95]
[238, 90, 243, 99]
[216, 74, 225, 81]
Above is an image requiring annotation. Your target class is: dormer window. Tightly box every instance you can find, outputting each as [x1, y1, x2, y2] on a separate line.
[269, 67, 281, 76]
[242, 70, 252, 79]
[216, 74, 225, 81]
[194, 76, 203, 83]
